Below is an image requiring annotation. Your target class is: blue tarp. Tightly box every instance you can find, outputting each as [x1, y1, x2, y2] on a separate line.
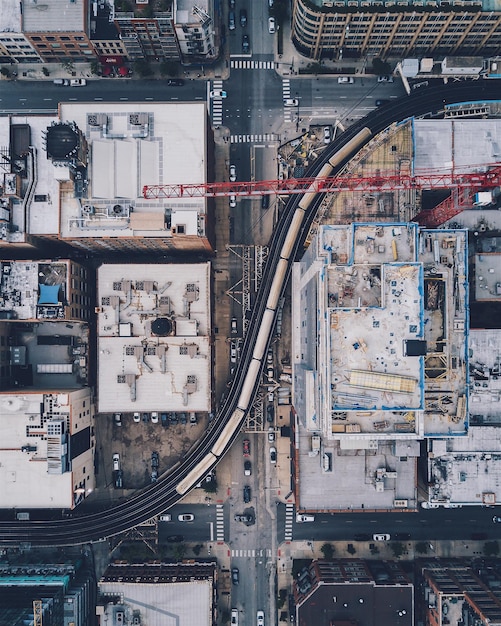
[38, 284, 60, 305]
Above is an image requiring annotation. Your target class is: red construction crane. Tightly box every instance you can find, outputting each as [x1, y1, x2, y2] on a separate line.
[143, 165, 501, 228]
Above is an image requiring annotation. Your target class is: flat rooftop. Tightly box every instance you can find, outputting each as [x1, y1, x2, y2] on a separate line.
[0, 389, 94, 509]
[21, 0, 86, 32]
[469, 329, 501, 425]
[427, 426, 501, 506]
[0, 0, 21, 32]
[97, 263, 211, 414]
[59, 102, 208, 240]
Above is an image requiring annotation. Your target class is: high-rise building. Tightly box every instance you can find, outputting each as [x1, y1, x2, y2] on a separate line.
[291, 0, 501, 61]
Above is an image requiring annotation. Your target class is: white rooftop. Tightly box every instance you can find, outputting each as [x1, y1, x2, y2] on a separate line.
[0, 0, 21, 32]
[469, 329, 501, 424]
[0, 390, 95, 509]
[427, 427, 501, 507]
[59, 102, 207, 240]
[413, 119, 501, 175]
[97, 263, 211, 414]
[21, 0, 86, 32]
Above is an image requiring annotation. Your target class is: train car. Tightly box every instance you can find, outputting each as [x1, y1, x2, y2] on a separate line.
[327, 127, 371, 169]
[267, 258, 289, 310]
[176, 451, 218, 495]
[280, 208, 306, 259]
[211, 407, 246, 458]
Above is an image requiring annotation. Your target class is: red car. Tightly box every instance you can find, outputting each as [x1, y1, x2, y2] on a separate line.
[243, 439, 250, 457]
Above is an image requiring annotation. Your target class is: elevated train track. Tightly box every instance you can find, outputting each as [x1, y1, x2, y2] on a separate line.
[1, 81, 500, 546]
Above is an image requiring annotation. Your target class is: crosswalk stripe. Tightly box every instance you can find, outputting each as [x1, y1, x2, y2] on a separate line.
[230, 133, 280, 144]
[230, 548, 272, 557]
[230, 60, 276, 70]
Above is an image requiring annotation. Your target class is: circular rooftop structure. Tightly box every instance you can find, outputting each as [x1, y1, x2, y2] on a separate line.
[151, 317, 172, 337]
[45, 123, 79, 160]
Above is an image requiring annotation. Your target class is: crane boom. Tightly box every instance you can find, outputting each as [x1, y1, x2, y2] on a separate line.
[143, 166, 501, 200]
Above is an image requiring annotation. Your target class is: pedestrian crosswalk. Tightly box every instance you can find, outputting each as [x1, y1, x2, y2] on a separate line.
[211, 79, 224, 128]
[230, 133, 280, 144]
[231, 548, 272, 558]
[282, 79, 293, 122]
[230, 59, 276, 70]
[284, 503, 294, 541]
[216, 504, 225, 542]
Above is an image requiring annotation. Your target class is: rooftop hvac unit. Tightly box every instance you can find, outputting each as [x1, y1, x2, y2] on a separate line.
[82, 205, 94, 215]
[108, 204, 127, 217]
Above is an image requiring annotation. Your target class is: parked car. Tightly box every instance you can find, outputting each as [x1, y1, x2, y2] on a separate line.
[133, 412, 141, 423]
[231, 317, 238, 334]
[266, 366, 274, 382]
[268, 428, 275, 442]
[189, 412, 197, 425]
[373, 533, 391, 541]
[210, 90, 227, 98]
[114, 412, 122, 426]
[228, 10, 236, 30]
[493, 516, 501, 523]
[243, 485, 251, 503]
[151, 412, 159, 423]
[151, 451, 159, 469]
[244, 460, 252, 476]
[242, 34, 250, 53]
[231, 608, 239, 626]
[113, 453, 120, 471]
[239, 8, 247, 26]
[179, 413, 187, 425]
[232, 567, 240, 585]
[229, 0, 235, 7]
[296, 514, 315, 523]
[354, 533, 371, 541]
[167, 78, 185, 86]
[338, 76, 354, 84]
[169, 413, 179, 425]
[70, 78, 86, 87]
[284, 98, 299, 107]
[230, 195, 237, 208]
[323, 126, 332, 144]
[151, 469, 158, 482]
[377, 75, 394, 82]
[178, 513, 195, 522]
[230, 340, 238, 363]
[243, 439, 250, 456]
[229, 164, 237, 182]
[159, 514, 171, 522]
[257, 610, 265, 626]
[114, 469, 123, 489]
[268, 17, 276, 33]
[142, 412, 149, 422]
[161, 412, 169, 427]
[269, 447, 277, 464]
[266, 404, 274, 423]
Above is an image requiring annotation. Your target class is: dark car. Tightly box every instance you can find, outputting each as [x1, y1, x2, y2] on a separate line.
[393, 532, 411, 541]
[169, 413, 178, 425]
[239, 9, 247, 26]
[354, 533, 371, 541]
[179, 413, 187, 425]
[261, 194, 270, 209]
[266, 404, 274, 423]
[242, 34, 250, 53]
[375, 99, 389, 106]
[151, 451, 159, 469]
[243, 485, 251, 503]
[114, 469, 123, 489]
[166, 535, 184, 542]
[142, 412, 149, 422]
[161, 412, 169, 427]
[243, 439, 250, 456]
[232, 567, 239, 585]
[167, 79, 185, 86]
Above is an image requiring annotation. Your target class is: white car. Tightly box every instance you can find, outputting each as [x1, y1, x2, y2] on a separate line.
[284, 98, 299, 107]
[229, 164, 237, 182]
[229, 195, 237, 208]
[269, 447, 277, 464]
[373, 533, 391, 541]
[231, 609, 239, 626]
[323, 126, 332, 144]
[210, 90, 227, 98]
[296, 514, 315, 523]
[257, 610, 265, 626]
[268, 428, 275, 442]
[377, 75, 394, 82]
[70, 78, 86, 87]
[113, 453, 120, 471]
[338, 76, 354, 84]
[268, 17, 276, 33]
[151, 412, 159, 424]
[159, 514, 172, 522]
[178, 513, 195, 522]
[133, 412, 140, 423]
